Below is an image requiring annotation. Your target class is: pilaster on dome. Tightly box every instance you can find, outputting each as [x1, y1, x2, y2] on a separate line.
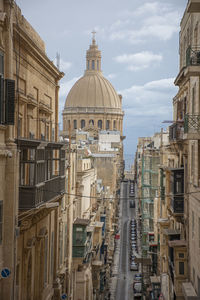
[85, 31, 102, 74]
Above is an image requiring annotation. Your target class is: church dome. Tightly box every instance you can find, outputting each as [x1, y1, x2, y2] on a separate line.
[64, 72, 121, 109]
[64, 34, 121, 110]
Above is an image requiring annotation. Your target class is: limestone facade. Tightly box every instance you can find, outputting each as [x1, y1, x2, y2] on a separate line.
[0, 1, 66, 300]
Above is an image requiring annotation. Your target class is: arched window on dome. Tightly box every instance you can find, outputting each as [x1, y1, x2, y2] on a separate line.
[81, 120, 85, 129]
[98, 120, 102, 129]
[73, 120, 77, 129]
[92, 60, 95, 70]
[113, 120, 116, 130]
[89, 119, 94, 126]
[106, 120, 110, 130]
[87, 60, 89, 70]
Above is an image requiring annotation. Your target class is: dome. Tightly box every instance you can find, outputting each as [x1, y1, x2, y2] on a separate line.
[64, 72, 121, 109]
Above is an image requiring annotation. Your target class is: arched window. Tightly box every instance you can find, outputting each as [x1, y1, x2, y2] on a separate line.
[97, 60, 99, 70]
[87, 60, 89, 70]
[89, 119, 94, 126]
[98, 120, 102, 129]
[113, 120, 116, 130]
[92, 60, 95, 70]
[106, 120, 110, 130]
[81, 120, 85, 129]
[73, 120, 77, 129]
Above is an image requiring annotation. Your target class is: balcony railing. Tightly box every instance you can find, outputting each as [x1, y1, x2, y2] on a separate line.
[169, 122, 184, 142]
[184, 114, 200, 133]
[186, 46, 200, 66]
[19, 176, 65, 209]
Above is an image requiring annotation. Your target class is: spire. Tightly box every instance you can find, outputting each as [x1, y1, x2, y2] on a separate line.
[85, 31, 102, 74]
[92, 30, 96, 45]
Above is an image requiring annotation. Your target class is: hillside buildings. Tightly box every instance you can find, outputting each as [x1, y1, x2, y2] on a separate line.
[134, 1, 200, 299]
[0, 2, 124, 299]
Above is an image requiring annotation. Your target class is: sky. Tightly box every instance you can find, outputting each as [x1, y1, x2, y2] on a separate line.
[17, 0, 188, 166]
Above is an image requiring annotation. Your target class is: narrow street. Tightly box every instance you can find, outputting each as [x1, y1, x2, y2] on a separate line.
[115, 181, 137, 300]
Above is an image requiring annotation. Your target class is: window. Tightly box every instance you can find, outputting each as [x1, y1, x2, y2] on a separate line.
[74, 119, 77, 129]
[113, 120, 116, 130]
[179, 253, 184, 258]
[59, 223, 63, 266]
[192, 211, 195, 238]
[44, 236, 48, 285]
[191, 144, 195, 179]
[75, 227, 83, 244]
[179, 262, 184, 275]
[192, 85, 196, 114]
[106, 120, 110, 130]
[64, 224, 67, 258]
[20, 148, 36, 186]
[199, 217, 200, 248]
[97, 60, 99, 70]
[51, 232, 54, 278]
[98, 120, 102, 129]
[92, 60, 95, 70]
[87, 60, 89, 70]
[0, 201, 2, 244]
[46, 124, 49, 141]
[0, 51, 4, 76]
[81, 119, 85, 129]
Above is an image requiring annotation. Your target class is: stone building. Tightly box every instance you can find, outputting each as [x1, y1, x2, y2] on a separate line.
[0, 1, 66, 300]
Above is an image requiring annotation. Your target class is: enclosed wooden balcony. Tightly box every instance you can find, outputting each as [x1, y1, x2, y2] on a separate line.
[170, 168, 184, 216]
[72, 218, 93, 263]
[184, 114, 200, 139]
[17, 138, 65, 209]
[169, 122, 184, 142]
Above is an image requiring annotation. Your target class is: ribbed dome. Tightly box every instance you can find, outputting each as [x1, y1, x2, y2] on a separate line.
[64, 72, 121, 109]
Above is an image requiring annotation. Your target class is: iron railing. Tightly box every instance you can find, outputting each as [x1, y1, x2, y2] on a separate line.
[184, 114, 200, 133]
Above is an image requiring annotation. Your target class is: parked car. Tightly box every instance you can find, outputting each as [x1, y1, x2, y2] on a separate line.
[134, 273, 142, 281]
[130, 263, 138, 271]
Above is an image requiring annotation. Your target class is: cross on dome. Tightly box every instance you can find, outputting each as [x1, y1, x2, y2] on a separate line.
[92, 30, 96, 44]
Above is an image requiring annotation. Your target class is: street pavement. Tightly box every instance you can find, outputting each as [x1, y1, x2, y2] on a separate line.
[111, 181, 137, 300]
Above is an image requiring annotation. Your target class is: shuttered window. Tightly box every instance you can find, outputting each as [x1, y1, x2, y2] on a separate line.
[5, 79, 15, 125]
[0, 201, 3, 244]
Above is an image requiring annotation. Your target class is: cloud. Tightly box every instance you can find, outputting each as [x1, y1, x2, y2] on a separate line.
[108, 2, 180, 44]
[53, 58, 72, 72]
[114, 51, 162, 71]
[106, 73, 117, 79]
[59, 76, 81, 98]
[119, 78, 177, 119]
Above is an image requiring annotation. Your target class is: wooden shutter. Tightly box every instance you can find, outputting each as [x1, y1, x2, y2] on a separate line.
[5, 79, 15, 125]
[0, 76, 4, 123]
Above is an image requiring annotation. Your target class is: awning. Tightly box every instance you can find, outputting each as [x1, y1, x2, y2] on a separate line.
[163, 228, 180, 235]
[182, 282, 198, 299]
[168, 240, 187, 247]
